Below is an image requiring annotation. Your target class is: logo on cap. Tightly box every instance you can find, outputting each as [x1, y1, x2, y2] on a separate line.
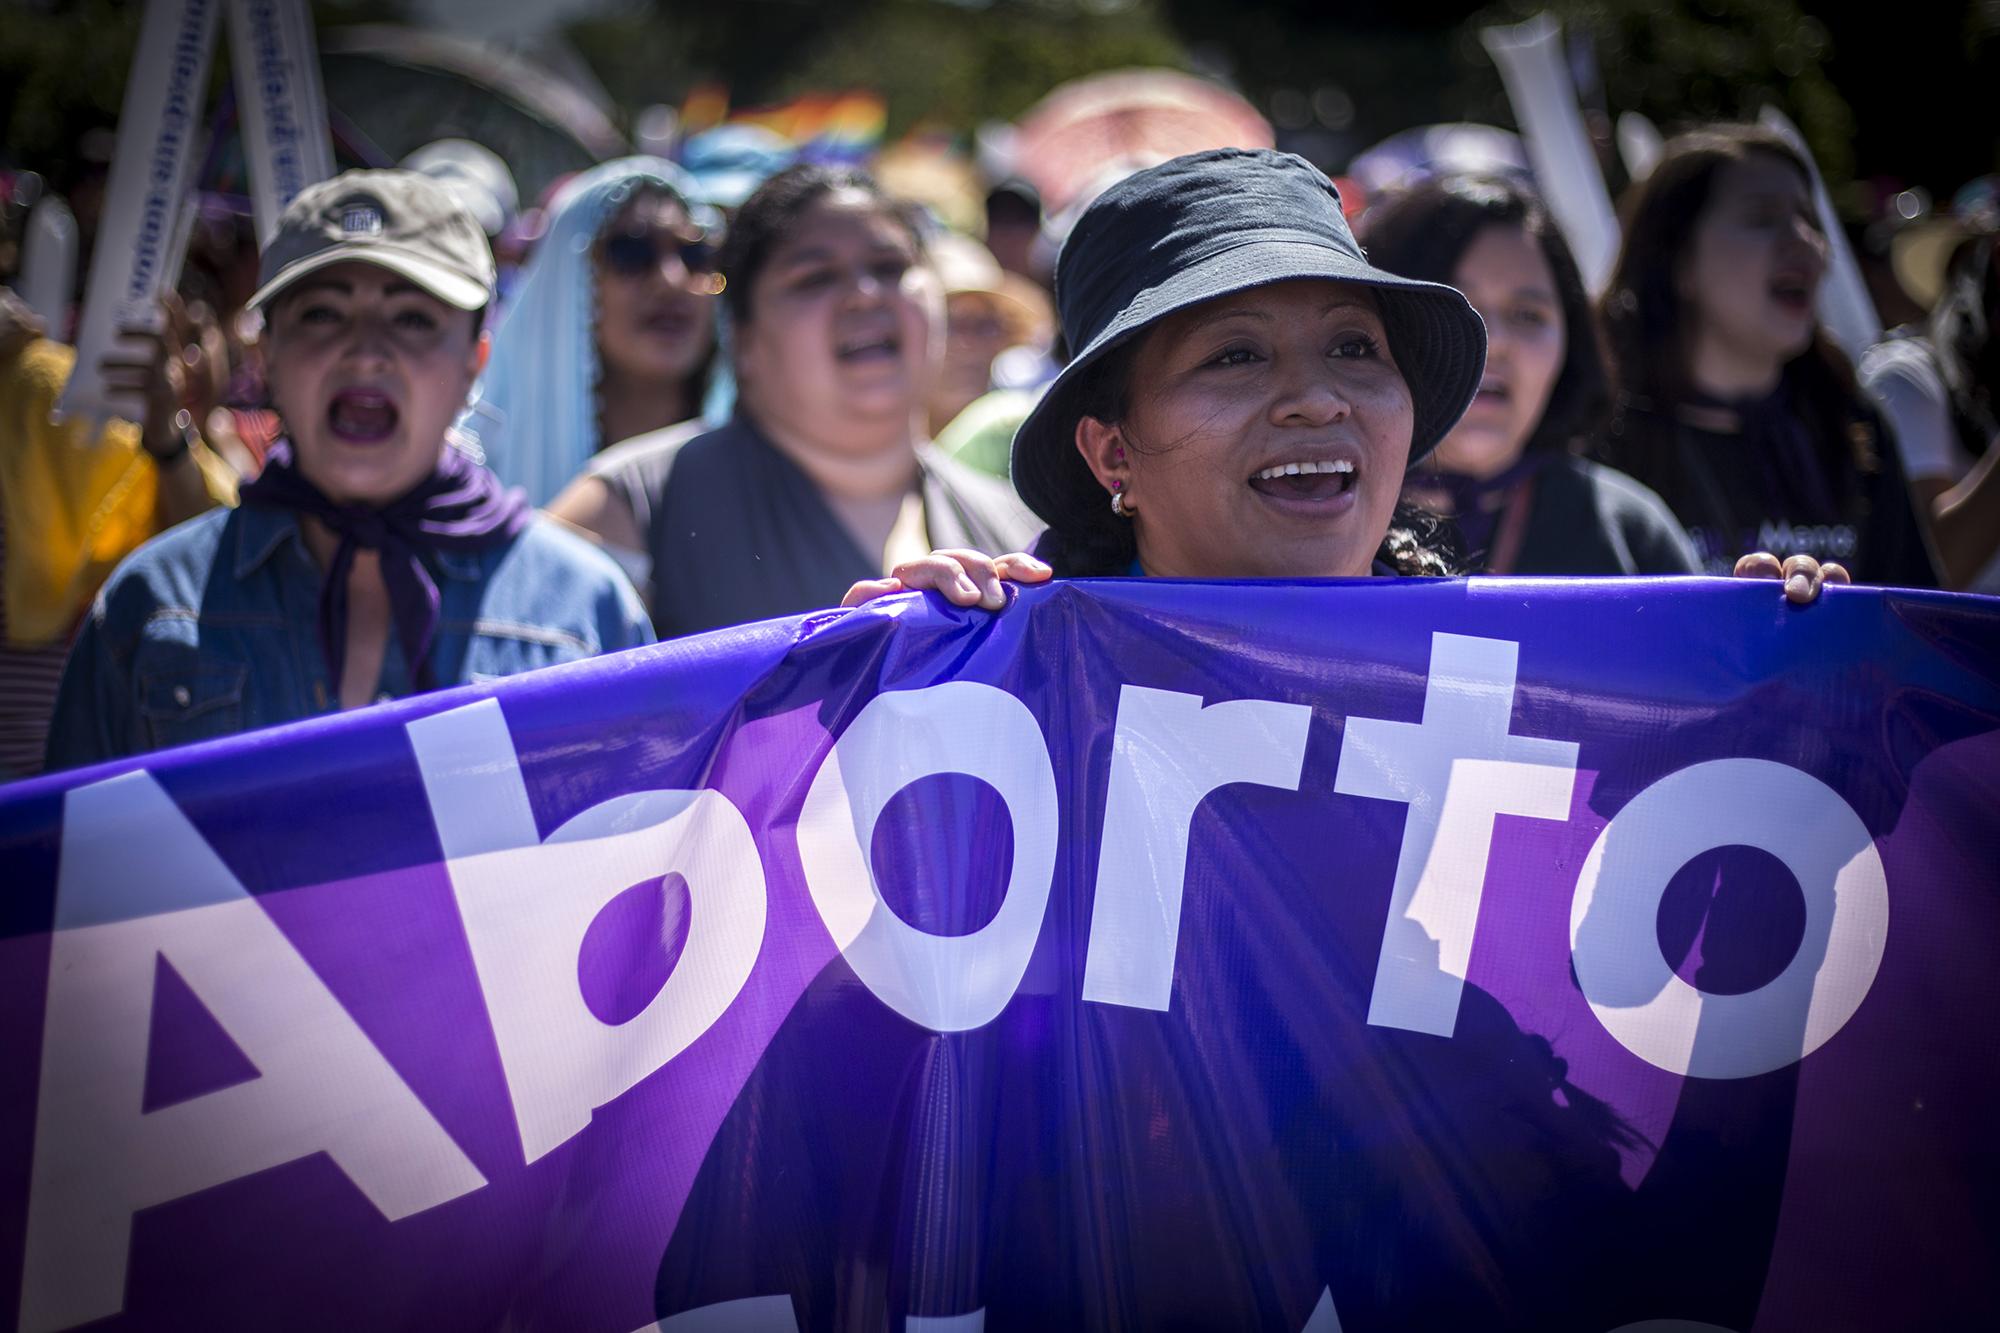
[341, 203, 384, 236]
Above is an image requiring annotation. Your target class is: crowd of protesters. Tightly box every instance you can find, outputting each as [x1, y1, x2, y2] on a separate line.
[2, 74, 1994, 780]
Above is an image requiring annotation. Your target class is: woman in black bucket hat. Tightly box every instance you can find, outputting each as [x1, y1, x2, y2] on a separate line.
[844, 146, 1487, 604]
[847, 145, 1848, 607]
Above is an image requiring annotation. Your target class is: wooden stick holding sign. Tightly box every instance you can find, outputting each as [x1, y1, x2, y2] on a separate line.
[1480, 12, 1622, 296]
[55, 0, 225, 430]
[227, 0, 334, 246]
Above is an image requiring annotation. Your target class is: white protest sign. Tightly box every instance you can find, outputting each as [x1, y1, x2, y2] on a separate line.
[1615, 110, 1664, 185]
[55, 0, 225, 431]
[1481, 12, 1622, 295]
[1757, 105, 1881, 361]
[227, 0, 333, 246]
[17, 195, 78, 335]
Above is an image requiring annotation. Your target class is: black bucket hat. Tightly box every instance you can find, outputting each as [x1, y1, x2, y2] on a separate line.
[1010, 148, 1487, 537]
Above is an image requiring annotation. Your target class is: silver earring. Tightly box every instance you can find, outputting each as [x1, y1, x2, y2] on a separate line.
[1111, 487, 1132, 518]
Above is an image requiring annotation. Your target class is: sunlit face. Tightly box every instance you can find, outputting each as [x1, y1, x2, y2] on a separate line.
[264, 260, 485, 505]
[931, 291, 1013, 428]
[593, 192, 718, 389]
[1077, 279, 1415, 579]
[1432, 223, 1566, 479]
[733, 190, 942, 454]
[1682, 152, 1829, 374]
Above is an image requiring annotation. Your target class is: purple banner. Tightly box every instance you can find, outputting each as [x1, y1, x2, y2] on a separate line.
[2, 577, 1997, 1332]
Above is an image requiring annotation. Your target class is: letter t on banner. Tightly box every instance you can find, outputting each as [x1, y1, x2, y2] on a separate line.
[227, 0, 334, 246]
[1335, 634, 1579, 1038]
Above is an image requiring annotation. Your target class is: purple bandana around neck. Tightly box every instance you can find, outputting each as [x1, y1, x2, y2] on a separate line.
[239, 440, 531, 696]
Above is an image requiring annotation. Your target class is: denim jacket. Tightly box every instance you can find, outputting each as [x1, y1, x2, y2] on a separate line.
[44, 503, 653, 772]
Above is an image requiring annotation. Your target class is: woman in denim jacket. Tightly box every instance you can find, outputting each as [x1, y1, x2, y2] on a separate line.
[44, 170, 652, 772]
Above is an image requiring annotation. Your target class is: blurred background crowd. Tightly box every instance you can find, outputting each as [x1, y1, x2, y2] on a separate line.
[2, 0, 1996, 779]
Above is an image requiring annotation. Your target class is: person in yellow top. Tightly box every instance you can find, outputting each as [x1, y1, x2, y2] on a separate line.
[0, 285, 236, 777]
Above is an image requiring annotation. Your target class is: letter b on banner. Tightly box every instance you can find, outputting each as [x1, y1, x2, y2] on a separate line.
[410, 700, 766, 1163]
[1569, 758, 1889, 1079]
[798, 682, 1058, 1032]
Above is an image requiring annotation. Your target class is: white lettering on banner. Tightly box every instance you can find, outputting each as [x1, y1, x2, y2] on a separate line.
[408, 700, 768, 1164]
[1335, 633, 1580, 1037]
[1568, 758, 1889, 1080]
[797, 681, 1059, 1033]
[1081, 685, 1312, 1011]
[1302, 1287, 1345, 1331]
[19, 772, 485, 1333]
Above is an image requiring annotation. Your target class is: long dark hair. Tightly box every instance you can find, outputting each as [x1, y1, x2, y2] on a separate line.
[1032, 336, 1461, 578]
[1929, 231, 2000, 457]
[717, 163, 928, 330]
[1361, 173, 1609, 456]
[1596, 124, 1880, 502]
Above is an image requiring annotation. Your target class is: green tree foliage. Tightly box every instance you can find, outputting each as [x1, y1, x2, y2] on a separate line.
[1487, 0, 1859, 182]
[564, 0, 1188, 136]
[0, 0, 403, 183]
[1, 0, 147, 177]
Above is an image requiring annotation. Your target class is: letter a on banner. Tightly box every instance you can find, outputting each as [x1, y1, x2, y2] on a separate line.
[55, 0, 225, 430]
[20, 771, 485, 1333]
[227, 0, 334, 245]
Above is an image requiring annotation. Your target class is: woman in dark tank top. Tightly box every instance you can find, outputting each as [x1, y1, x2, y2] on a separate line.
[546, 164, 1035, 639]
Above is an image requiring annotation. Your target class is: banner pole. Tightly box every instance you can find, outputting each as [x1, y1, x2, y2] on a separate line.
[1480, 12, 1622, 296]
[54, 0, 225, 432]
[1757, 105, 1882, 362]
[226, 0, 334, 246]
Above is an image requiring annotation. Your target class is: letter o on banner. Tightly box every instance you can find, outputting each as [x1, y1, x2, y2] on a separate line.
[1569, 758, 1889, 1079]
[799, 682, 1058, 1032]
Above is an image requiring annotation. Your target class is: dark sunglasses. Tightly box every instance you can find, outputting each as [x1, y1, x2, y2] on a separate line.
[600, 229, 720, 281]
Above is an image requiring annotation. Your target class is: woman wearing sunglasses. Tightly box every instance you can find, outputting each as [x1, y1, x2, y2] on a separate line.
[461, 157, 723, 506]
[548, 163, 1035, 634]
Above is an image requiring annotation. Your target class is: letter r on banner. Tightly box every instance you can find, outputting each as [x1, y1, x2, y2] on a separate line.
[1082, 685, 1312, 1011]
[409, 700, 768, 1164]
[1335, 633, 1579, 1037]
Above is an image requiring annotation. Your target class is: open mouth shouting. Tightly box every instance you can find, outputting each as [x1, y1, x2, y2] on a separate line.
[326, 386, 401, 444]
[639, 305, 697, 340]
[1247, 456, 1360, 514]
[1469, 374, 1512, 411]
[1768, 271, 1816, 317]
[835, 328, 903, 365]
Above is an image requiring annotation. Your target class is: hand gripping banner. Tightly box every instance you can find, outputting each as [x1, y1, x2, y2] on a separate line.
[2, 578, 1996, 1332]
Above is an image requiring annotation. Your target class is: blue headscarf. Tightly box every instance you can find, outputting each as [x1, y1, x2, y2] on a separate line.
[459, 156, 716, 506]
